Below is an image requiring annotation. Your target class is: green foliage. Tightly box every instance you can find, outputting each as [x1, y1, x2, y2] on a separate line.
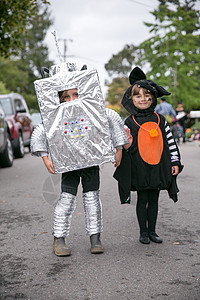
[105, 44, 140, 77]
[105, 0, 200, 113]
[106, 77, 130, 117]
[0, 57, 29, 93]
[23, 93, 39, 111]
[0, 3, 53, 110]
[0, 0, 50, 58]
[139, 0, 200, 111]
[0, 81, 10, 94]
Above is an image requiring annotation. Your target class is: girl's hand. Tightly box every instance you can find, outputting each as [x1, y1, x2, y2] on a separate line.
[42, 156, 55, 174]
[113, 148, 122, 167]
[124, 126, 133, 150]
[172, 165, 179, 176]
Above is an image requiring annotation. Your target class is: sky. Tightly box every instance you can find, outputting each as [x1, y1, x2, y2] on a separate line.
[44, 0, 161, 96]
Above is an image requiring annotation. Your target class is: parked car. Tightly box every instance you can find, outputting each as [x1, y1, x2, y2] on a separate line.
[31, 112, 42, 130]
[0, 102, 14, 167]
[0, 93, 33, 158]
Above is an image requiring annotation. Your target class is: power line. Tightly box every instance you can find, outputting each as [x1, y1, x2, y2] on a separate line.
[128, 0, 155, 9]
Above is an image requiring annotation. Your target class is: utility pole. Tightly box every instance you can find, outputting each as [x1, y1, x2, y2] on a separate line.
[58, 38, 73, 62]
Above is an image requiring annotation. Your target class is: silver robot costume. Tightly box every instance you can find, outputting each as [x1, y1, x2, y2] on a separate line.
[31, 107, 126, 238]
[31, 62, 127, 238]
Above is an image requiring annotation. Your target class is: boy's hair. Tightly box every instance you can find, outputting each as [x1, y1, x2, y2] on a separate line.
[58, 90, 65, 102]
[131, 85, 153, 98]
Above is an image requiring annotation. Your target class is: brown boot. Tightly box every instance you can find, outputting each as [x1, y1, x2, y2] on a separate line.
[53, 237, 71, 256]
[90, 233, 104, 254]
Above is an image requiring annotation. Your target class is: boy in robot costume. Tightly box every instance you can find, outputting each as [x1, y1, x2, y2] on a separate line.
[31, 62, 128, 256]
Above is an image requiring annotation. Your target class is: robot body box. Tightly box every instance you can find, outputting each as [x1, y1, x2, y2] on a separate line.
[34, 69, 115, 173]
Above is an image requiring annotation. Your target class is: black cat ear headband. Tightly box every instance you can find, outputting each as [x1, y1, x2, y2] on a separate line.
[129, 66, 170, 97]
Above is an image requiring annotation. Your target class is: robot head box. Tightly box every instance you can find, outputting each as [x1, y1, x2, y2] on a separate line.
[34, 63, 115, 173]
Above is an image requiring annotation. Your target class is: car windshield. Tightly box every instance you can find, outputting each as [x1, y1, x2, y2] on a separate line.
[0, 98, 13, 115]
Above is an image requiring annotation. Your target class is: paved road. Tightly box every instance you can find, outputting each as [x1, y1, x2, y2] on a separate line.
[0, 143, 200, 300]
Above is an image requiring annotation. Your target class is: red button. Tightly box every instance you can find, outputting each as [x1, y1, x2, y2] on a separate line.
[64, 130, 67, 134]
[81, 118, 84, 121]
[85, 126, 88, 129]
[64, 122, 67, 125]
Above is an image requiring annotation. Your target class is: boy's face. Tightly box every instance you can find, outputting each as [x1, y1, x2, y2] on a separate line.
[60, 88, 78, 103]
[132, 88, 153, 110]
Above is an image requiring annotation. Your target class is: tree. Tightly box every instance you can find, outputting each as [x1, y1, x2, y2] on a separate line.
[0, 4, 53, 111]
[0, 0, 49, 58]
[105, 77, 130, 117]
[105, 0, 200, 112]
[105, 44, 140, 78]
[17, 5, 53, 94]
[0, 81, 9, 94]
[138, 0, 200, 110]
[104, 44, 141, 115]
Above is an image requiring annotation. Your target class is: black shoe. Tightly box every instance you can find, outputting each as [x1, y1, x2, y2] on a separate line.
[148, 232, 163, 243]
[139, 232, 150, 244]
[90, 233, 104, 254]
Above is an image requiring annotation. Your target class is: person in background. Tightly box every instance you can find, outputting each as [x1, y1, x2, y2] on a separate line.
[188, 128, 200, 142]
[175, 101, 187, 143]
[155, 96, 176, 126]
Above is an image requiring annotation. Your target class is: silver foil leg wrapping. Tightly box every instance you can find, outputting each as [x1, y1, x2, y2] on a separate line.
[83, 190, 103, 236]
[52, 192, 76, 238]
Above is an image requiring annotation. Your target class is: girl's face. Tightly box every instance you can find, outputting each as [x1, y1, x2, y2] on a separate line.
[131, 87, 153, 110]
[60, 88, 78, 103]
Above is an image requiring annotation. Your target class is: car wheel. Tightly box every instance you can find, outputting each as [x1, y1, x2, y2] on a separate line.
[0, 132, 14, 167]
[14, 132, 25, 158]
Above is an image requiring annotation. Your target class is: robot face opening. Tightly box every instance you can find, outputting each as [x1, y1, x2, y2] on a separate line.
[59, 88, 78, 103]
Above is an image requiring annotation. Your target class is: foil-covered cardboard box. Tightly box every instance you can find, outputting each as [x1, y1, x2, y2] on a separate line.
[34, 69, 115, 173]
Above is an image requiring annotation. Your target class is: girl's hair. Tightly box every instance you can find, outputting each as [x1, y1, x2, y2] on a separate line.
[131, 85, 152, 98]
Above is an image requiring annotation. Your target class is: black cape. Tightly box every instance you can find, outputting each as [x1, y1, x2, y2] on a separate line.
[114, 66, 183, 204]
[114, 113, 183, 204]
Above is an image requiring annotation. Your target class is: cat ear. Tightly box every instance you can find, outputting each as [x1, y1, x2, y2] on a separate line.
[129, 66, 146, 85]
[151, 82, 171, 97]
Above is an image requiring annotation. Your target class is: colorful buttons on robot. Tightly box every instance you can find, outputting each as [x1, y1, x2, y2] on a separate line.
[63, 117, 88, 139]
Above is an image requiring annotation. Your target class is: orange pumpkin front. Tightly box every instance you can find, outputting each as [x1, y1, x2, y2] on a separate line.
[137, 121, 163, 165]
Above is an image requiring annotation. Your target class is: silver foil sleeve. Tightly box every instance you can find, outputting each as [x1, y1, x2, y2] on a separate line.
[83, 190, 103, 236]
[30, 123, 48, 156]
[52, 192, 77, 238]
[106, 108, 128, 148]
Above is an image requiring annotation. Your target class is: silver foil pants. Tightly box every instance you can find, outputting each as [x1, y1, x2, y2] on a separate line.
[52, 190, 103, 238]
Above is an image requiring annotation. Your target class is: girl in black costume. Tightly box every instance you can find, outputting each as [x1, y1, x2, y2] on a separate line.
[114, 67, 183, 244]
